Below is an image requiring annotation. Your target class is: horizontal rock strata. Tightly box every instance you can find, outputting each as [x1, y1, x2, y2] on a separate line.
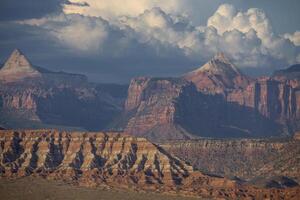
[0, 130, 299, 199]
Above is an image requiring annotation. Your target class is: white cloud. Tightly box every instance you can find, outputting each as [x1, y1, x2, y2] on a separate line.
[63, 0, 180, 19]
[205, 4, 299, 66]
[55, 16, 109, 51]
[284, 31, 300, 46]
[21, 14, 110, 52]
[20, 3, 300, 70]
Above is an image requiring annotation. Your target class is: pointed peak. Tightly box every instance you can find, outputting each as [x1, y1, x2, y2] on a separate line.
[213, 52, 230, 63]
[4, 48, 32, 68]
[11, 48, 23, 55]
[197, 53, 241, 75]
[0, 49, 41, 82]
[184, 53, 245, 81]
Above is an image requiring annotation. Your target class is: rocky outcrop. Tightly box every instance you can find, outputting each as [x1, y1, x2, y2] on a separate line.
[123, 77, 197, 141]
[0, 49, 41, 82]
[183, 53, 250, 95]
[163, 137, 300, 183]
[0, 130, 299, 199]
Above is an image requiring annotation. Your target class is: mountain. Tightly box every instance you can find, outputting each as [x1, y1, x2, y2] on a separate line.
[0, 129, 299, 199]
[119, 54, 300, 141]
[0, 49, 127, 130]
[1, 50, 299, 139]
[184, 55, 299, 133]
[117, 75, 281, 141]
[183, 53, 250, 95]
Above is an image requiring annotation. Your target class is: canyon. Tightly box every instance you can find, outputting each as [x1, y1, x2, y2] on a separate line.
[0, 129, 299, 199]
[0, 49, 300, 199]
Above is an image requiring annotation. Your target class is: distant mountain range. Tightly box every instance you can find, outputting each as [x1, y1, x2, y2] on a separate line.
[0, 49, 299, 141]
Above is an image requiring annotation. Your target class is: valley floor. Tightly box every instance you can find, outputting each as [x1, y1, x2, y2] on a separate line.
[0, 177, 200, 200]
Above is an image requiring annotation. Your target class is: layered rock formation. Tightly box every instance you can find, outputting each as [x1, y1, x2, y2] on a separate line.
[0, 49, 127, 130]
[163, 137, 300, 183]
[123, 77, 196, 140]
[0, 130, 299, 199]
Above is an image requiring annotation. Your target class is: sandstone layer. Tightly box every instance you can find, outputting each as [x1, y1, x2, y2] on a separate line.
[163, 138, 300, 184]
[1, 130, 299, 199]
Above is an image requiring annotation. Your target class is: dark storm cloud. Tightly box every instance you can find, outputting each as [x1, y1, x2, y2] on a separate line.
[0, 16, 194, 83]
[0, 0, 66, 21]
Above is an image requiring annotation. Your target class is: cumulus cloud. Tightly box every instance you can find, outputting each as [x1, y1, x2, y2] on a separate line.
[204, 4, 299, 67]
[21, 15, 112, 52]
[284, 31, 300, 46]
[20, 3, 300, 72]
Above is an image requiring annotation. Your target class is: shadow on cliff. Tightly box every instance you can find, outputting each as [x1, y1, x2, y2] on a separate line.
[36, 89, 121, 131]
[175, 90, 283, 138]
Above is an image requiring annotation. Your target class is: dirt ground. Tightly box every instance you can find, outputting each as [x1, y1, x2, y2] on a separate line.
[0, 177, 200, 200]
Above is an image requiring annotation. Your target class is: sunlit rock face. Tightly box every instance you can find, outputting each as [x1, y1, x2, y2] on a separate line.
[0, 129, 299, 199]
[0, 130, 193, 185]
[0, 49, 41, 82]
[123, 77, 197, 141]
[183, 53, 251, 95]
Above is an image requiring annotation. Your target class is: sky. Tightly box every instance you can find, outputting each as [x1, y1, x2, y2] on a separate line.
[0, 0, 299, 83]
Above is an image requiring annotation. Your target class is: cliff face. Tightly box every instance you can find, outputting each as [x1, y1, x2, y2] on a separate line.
[122, 76, 282, 141]
[123, 77, 197, 140]
[163, 138, 300, 183]
[0, 130, 299, 199]
[227, 78, 299, 130]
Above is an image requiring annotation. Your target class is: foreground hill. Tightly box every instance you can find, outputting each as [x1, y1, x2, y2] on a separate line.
[163, 136, 300, 185]
[1, 130, 299, 199]
[0, 49, 127, 130]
